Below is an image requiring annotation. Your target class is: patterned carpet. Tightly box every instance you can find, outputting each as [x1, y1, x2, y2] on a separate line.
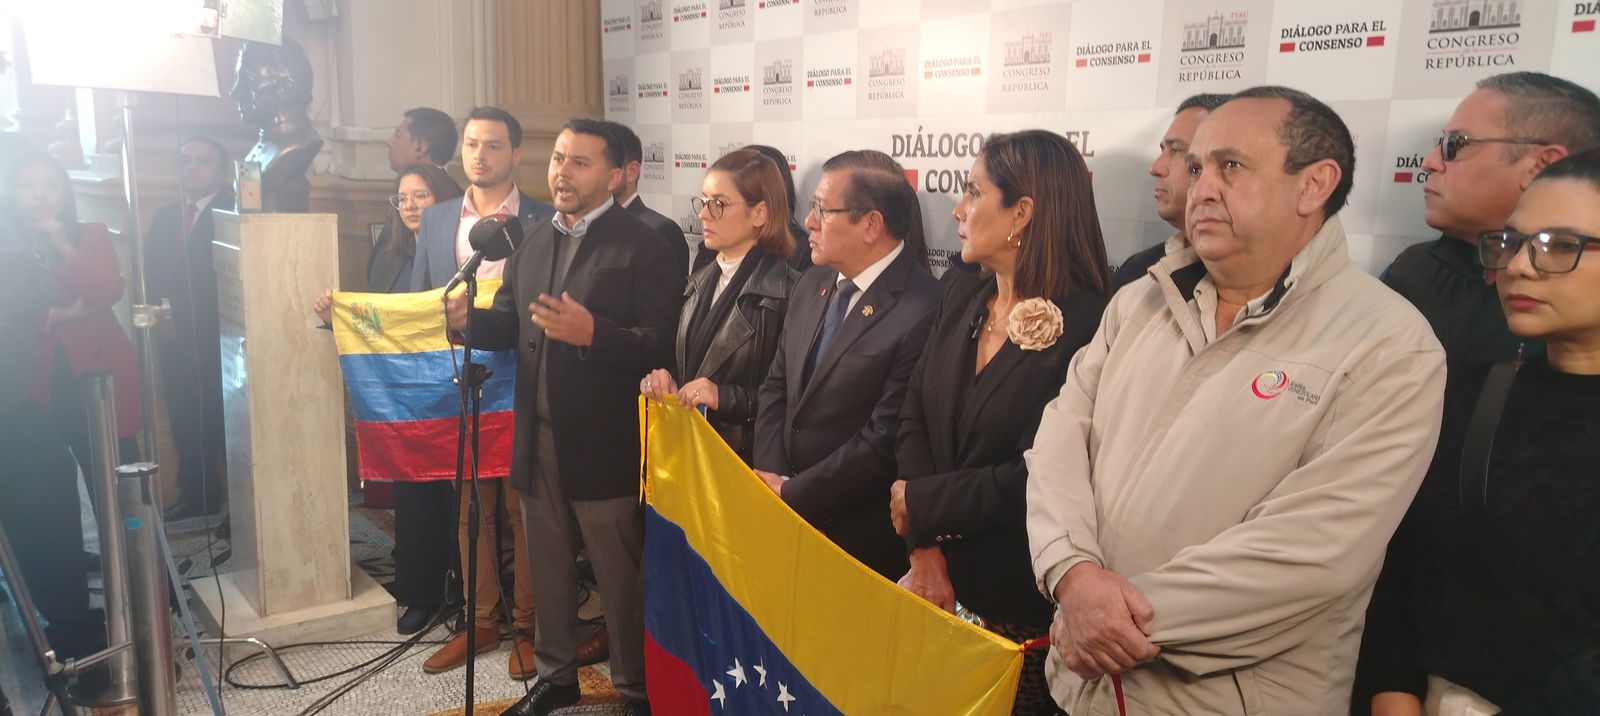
[427, 666, 626, 715]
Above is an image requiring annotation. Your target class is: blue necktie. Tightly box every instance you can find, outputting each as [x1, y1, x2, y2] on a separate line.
[805, 279, 858, 385]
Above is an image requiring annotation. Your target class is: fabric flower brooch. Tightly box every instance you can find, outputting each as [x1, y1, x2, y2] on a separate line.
[1007, 297, 1063, 351]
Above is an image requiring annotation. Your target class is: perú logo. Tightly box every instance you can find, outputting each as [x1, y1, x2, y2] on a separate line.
[644, 142, 666, 164]
[679, 69, 703, 91]
[1182, 11, 1249, 51]
[641, 2, 664, 23]
[1251, 370, 1289, 399]
[1428, 0, 1521, 33]
[609, 75, 630, 97]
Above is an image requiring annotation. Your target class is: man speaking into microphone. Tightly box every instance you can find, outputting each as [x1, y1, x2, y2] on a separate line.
[448, 118, 682, 716]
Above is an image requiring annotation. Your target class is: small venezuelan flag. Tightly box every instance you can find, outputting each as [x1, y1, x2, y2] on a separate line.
[331, 281, 515, 481]
[641, 399, 1026, 715]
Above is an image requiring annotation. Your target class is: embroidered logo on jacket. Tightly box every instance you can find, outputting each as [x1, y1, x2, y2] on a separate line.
[1251, 370, 1289, 399]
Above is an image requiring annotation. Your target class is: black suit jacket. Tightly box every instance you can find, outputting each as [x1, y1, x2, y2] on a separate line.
[753, 247, 939, 579]
[675, 249, 796, 460]
[626, 196, 689, 279]
[146, 189, 234, 368]
[468, 205, 684, 499]
[896, 273, 1107, 625]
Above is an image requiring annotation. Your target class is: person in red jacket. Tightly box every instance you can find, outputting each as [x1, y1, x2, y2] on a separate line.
[5, 152, 142, 477]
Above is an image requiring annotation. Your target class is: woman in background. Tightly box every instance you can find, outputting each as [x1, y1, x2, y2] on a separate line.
[641, 149, 797, 462]
[1357, 148, 1600, 715]
[891, 130, 1111, 715]
[3, 151, 142, 475]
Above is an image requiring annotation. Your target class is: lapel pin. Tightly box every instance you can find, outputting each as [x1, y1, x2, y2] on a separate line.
[819, 288, 829, 297]
[861, 305, 874, 317]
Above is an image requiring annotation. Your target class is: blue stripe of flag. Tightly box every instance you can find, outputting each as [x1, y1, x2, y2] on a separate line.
[645, 507, 843, 715]
[338, 349, 517, 422]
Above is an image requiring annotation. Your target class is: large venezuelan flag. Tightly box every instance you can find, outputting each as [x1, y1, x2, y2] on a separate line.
[331, 282, 515, 481]
[642, 399, 1026, 715]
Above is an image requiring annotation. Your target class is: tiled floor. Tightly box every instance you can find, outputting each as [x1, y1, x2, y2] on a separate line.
[1, 488, 625, 715]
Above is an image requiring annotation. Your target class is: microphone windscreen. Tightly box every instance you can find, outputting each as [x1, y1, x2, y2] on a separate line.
[467, 214, 525, 260]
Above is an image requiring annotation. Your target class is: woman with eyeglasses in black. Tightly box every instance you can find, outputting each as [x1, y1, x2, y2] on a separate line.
[1356, 147, 1600, 716]
[640, 149, 797, 462]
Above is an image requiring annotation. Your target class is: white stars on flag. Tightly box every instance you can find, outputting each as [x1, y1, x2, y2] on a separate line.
[711, 656, 809, 712]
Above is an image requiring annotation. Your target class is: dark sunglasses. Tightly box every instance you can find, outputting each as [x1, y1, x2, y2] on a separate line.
[1436, 133, 1548, 162]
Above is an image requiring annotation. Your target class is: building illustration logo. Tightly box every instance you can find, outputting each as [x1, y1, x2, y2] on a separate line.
[1183, 12, 1248, 51]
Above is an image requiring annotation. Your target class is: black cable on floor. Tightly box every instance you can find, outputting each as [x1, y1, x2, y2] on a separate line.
[219, 618, 448, 691]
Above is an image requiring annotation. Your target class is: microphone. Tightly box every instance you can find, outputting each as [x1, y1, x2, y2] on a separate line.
[442, 213, 524, 294]
[969, 308, 987, 340]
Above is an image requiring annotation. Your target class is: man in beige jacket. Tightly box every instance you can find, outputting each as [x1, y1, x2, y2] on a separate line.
[1026, 86, 1447, 715]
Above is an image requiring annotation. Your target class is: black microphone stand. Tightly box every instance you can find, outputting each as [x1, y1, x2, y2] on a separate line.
[450, 274, 491, 716]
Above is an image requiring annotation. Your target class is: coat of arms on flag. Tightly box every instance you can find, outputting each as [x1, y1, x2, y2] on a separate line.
[330, 282, 515, 481]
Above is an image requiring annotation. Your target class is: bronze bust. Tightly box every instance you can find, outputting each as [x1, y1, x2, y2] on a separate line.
[231, 39, 323, 213]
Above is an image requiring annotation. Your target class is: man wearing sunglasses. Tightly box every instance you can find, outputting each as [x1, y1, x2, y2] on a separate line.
[1382, 72, 1600, 364]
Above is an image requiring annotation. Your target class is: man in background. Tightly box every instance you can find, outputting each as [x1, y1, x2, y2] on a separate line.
[386, 106, 457, 173]
[150, 137, 234, 522]
[605, 121, 690, 278]
[1383, 71, 1600, 363]
[1112, 93, 1231, 290]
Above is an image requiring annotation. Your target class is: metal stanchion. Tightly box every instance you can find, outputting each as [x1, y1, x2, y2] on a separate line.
[67, 375, 136, 708]
[0, 520, 83, 716]
[119, 464, 179, 715]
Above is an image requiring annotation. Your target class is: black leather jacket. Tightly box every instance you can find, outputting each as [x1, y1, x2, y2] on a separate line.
[675, 250, 797, 461]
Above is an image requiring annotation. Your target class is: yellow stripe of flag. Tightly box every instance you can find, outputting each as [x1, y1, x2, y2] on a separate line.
[642, 398, 1024, 715]
[331, 279, 503, 356]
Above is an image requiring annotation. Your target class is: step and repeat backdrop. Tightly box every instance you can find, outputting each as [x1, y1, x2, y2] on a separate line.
[601, 0, 1600, 274]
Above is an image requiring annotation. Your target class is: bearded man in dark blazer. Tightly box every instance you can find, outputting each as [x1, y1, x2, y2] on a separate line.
[752, 149, 939, 581]
[449, 118, 681, 716]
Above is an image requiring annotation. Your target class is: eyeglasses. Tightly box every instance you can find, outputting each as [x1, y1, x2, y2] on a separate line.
[691, 196, 754, 219]
[388, 191, 433, 209]
[1435, 133, 1549, 162]
[809, 200, 867, 221]
[1478, 229, 1600, 274]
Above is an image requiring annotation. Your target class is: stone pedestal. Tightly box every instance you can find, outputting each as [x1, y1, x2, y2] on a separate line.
[191, 211, 393, 648]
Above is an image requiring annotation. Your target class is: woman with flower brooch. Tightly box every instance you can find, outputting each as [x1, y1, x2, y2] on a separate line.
[889, 130, 1111, 715]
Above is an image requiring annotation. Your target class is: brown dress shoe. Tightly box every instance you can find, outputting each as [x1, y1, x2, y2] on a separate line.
[508, 630, 537, 680]
[576, 625, 609, 667]
[423, 626, 501, 674]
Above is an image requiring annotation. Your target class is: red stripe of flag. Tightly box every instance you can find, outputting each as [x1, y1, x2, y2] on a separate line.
[1137, 53, 1151, 62]
[1075, 58, 1087, 67]
[1394, 172, 1414, 183]
[644, 633, 713, 716]
[1367, 35, 1386, 46]
[1575, 20, 1597, 32]
[1279, 42, 1296, 52]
